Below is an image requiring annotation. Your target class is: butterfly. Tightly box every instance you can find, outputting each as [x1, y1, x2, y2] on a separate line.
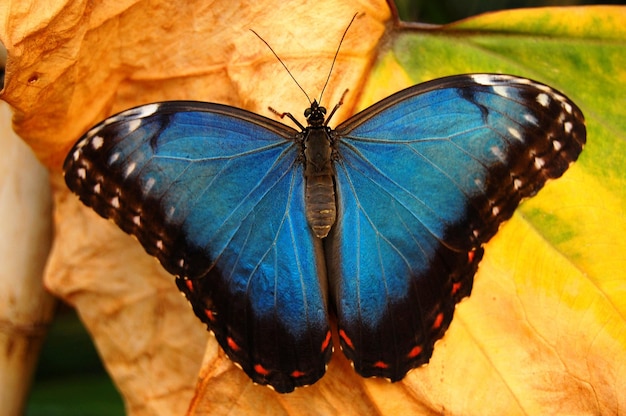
[64, 70, 585, 393]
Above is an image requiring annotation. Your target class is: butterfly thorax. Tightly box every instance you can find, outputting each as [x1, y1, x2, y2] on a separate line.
[303, 100, 336, 238]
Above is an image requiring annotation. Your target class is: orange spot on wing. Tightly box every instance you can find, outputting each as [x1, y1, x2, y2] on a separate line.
[373, 361, 388, 369]
[204, 309, 216, 322]
[468, 250, 475, 262]
[254, 363, 270, 376]
[321, 330, 332, 352]
[227, 337, 240, 351]
[291, 370, 306, 378]
[339, 329, 354, 349]
[408, 345, 422, 358]
[432, 312, 444, 330]
[451, 281, 462, 295]
[185, 279, 194, 292]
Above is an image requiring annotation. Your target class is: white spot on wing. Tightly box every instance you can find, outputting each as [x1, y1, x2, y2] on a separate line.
[524, 113, 538, 125]
[103, 104, 160, 127]
[119, 103, 160, 120]
[72, 149, 81, 161]
[534, 157, 545, 169]
[111, 196, 120, 208]
[490, 146, 506, 162]
[470, 74, 495, 85]
[536, 93, 550, 107]
[104, 114, 121, 125]
[76, 137, 89, 149]
[93, 183, 101, 194]
[493, 85, 510, 98]
[108, 152, 120, 165]
[77, 168, 86, 179]
[85, 126, 102, 138]
[127, 119, 142, 133]
[91, 135, 104, 149]
[133, 215, 141, 226]
[514, 178, 523, 190]
[508, 127, 522, 141]
[564, 121, 573, 133]
[536, 84, 552, 93]
[553, 140, 562, 151]
[144, 177, 156, 193]
[156, 240, 164, 250]
[136, 103, 160, 118]
[492, 206, 500, 216]
[562, 102, 573, 114]
[125, 162, 136, 177]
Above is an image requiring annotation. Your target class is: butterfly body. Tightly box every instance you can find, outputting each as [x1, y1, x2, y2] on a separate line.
[64, 74, 585, 393]
[301, 100, 337, 238]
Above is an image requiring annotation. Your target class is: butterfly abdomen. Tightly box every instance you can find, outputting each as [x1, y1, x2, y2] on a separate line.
[304, 127, 336, 238]
[305, 175, 336, 238]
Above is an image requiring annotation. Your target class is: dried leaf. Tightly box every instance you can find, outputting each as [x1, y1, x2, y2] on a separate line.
[2, 1, 624, 415]
[0, 101, 56, 416]
[0, 0, 388, 169]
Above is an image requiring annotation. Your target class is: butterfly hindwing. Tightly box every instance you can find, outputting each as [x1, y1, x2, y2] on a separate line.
[327, 74, 585, 379]
[64, 102, 332, 393]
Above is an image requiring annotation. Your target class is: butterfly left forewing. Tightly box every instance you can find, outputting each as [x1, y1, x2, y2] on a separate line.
[64, 101, 332, 393]
[328, 74, 585, 380]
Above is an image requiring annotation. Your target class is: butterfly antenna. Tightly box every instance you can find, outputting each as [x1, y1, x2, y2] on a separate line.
[250, 29, 312, 104]
[318, 12, 359, 104]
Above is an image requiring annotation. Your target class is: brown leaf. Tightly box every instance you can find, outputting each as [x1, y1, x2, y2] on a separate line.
[2, 0, 393, 414]
[47, 177, 209, 415]
[0, 0, 390, 170]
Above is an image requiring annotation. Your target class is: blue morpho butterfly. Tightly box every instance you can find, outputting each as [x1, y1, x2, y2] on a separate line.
[63, 19, 586, 393]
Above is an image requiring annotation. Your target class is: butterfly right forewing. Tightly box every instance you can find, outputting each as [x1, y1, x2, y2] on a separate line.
[327, 74, 585, 380]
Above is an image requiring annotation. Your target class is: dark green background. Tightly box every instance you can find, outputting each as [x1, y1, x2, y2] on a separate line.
[395, 0, 624, 23]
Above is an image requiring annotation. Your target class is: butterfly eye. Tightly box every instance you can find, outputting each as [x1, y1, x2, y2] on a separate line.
[304, 108, 312, 118]
[320, 107, 327, 115]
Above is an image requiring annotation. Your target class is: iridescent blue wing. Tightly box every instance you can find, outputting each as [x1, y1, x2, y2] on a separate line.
[63, 102, 332, 393]
[327, 74, 585, 380]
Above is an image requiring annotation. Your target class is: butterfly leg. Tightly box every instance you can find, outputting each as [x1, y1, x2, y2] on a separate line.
[268, 107, 306, 130]
[324, 89, 349, 126]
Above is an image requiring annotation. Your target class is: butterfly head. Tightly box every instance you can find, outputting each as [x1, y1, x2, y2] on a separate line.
[304, 100, 327, 127]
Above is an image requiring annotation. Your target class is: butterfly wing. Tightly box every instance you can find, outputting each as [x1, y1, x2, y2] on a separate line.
[327, 74, 585, 379]
[64, 102, 332, 393]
